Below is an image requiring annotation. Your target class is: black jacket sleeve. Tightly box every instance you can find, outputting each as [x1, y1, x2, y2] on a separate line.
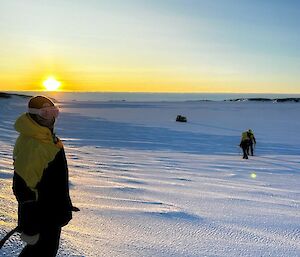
[36, 148, 73, 227]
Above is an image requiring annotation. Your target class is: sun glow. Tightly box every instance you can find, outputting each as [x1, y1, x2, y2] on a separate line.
[43, 77, 61, 91]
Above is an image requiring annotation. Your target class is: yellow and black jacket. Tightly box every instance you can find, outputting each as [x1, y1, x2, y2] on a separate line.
[13, 113, 72, 235]
[248, 132, 256, 144]
[241, 131, 250, 141]
[240, 131, 250, 148]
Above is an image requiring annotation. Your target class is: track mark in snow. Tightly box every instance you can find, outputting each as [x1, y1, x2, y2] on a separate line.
[145, 210, 202, 222]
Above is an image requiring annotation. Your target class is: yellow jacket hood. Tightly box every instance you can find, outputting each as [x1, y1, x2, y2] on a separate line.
[14, 113, 54, 144]
[13, 113, 62, 191]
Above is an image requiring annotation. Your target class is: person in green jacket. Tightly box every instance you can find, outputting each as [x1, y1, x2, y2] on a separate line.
[239, 129, 256, 159]
[240, 130, 251, 159]
[13, 96, 79, 257]
[247, 129, 256, 156]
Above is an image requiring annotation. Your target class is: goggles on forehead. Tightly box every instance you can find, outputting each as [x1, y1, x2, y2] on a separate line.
[28, 106, 59, 120]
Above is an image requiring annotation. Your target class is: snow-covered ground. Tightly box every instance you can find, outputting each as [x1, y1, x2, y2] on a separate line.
[1, 96, 300, 256]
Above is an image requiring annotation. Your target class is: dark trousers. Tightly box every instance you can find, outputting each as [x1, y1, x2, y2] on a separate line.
[19, 226, 61, 257]
[240, 140, 250, 159]
[248, 142, 254, 156]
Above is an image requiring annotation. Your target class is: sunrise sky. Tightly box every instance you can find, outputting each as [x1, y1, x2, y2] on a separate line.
[0, 0, 299, 93]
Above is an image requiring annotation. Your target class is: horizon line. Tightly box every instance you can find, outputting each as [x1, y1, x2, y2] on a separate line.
[2, 90, 300, 95]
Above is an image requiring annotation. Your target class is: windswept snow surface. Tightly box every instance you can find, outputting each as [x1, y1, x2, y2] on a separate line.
[1, 97, 300, 257]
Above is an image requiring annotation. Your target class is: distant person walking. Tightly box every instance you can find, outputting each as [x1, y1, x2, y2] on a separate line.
[239, 129, 256, 159]
[247, 129, 256, 156]
[240, 130, 251, 159]
[13, 96, 79, 257]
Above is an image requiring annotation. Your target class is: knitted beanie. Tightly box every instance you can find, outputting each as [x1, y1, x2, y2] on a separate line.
[28, 96, 55, 109]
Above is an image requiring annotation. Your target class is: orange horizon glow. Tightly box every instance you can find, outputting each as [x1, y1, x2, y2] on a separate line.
[2, 83, 300, 94]
[1, 68, 299, 94]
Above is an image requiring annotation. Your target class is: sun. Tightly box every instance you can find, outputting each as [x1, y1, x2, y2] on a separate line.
[43, 77, 61, 91]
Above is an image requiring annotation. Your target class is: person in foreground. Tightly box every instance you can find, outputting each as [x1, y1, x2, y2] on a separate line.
[13, 96, 79, 257]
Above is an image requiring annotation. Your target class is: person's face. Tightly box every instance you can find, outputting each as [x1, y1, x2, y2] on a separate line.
[31, 114, 55, 130]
